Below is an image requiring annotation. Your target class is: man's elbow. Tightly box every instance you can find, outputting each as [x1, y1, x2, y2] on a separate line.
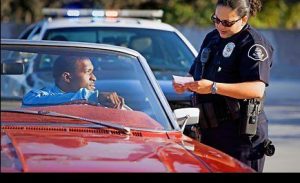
[22, 93, 38, 106]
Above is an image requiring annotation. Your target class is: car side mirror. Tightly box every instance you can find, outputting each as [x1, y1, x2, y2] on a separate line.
[1, 63, 25, 75]
[174, 108, 199, 132]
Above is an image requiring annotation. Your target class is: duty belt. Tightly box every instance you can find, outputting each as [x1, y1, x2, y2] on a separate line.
[193, 95, 264, 130]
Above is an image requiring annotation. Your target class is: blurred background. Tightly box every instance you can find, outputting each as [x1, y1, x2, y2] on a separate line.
[1, 0, 300, 172]
[1, 0, 300, 28]
[2, 0, 300, 79]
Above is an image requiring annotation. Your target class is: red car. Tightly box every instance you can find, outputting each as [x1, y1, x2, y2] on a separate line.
[1, 39, 254, 172]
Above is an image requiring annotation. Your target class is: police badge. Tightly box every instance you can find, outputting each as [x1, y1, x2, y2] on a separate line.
[223, 42, 235, 58]
[248, 44, 269, 61]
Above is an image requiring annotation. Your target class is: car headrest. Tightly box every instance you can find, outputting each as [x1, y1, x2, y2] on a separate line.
[129, 36, 153, 53]
[50, 35, 68, 41]
[1, 62, 25, 75]
[102, 37, 116, 45]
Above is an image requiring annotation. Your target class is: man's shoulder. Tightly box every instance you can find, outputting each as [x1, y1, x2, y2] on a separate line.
[25, 85, 59, 96]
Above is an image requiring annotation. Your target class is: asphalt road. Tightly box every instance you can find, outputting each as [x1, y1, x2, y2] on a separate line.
[263, 79, 300, 172]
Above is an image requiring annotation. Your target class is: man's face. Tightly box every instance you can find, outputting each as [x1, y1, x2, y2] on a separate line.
[68, 59, 96, 92]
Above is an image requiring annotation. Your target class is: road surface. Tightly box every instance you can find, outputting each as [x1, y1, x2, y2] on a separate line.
[263, 79, 300, 172]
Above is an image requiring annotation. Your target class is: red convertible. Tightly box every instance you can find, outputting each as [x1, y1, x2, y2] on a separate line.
[1, 39, 254, 172]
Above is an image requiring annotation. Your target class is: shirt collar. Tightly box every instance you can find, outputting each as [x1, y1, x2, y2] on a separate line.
[52, 85, 66, 93]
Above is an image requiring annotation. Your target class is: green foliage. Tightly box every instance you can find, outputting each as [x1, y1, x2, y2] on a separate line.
[164, 1, 196, 26]
[163, 0, 216, 27]
[1, 0, 299, 29]
[194, 1, 216, 27]
[284, 2, 300, 29]
[249, 0, 288, 29]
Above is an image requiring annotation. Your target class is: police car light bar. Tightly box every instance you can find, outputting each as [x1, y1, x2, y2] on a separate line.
[118, 9, 163, 18]
[42, 8, 164, 19]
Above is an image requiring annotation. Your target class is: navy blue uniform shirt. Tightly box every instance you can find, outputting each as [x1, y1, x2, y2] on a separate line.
[190, 24, 273, 85]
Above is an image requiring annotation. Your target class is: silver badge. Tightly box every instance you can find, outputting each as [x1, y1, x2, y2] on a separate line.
[223, 42, 235, 58]
[248, 44, 268, 61]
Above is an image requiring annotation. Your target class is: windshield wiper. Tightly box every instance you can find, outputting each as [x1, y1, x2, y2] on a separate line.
[2, 109, 131, 134]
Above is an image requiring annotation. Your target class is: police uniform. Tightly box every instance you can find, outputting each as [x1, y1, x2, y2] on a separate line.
[189, 24, 273, 172]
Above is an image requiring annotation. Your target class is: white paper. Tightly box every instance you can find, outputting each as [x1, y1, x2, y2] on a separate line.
[172, 75, 194, 85]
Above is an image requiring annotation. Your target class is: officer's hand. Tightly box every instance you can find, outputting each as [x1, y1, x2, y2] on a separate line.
[185, 79, 213, 94]
[98, 92, 124, 109]
[172, 80, 187, 94]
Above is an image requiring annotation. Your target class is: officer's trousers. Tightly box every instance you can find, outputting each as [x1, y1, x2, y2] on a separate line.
[200, 119, 268, 172]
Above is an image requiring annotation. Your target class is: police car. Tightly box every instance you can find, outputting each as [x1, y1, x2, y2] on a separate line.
[15, 9, 197, 109]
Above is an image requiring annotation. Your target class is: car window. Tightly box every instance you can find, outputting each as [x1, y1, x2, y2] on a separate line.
[1, 45, 173, 130]
[27, 26, 42, 40]
[18, 22, 43, 40]
[43, 27, 194, 80]
[19, 26, 35, 39]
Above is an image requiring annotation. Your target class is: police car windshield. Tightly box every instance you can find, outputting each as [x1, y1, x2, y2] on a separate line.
[43, 27, 194, 79]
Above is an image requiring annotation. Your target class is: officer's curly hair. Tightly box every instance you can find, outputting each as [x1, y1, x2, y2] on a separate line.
[217, 0, 262, 17]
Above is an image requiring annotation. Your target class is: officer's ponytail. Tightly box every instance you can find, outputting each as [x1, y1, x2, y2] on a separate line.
[249, 0, 262, 16]
[217, 0, 262, 17]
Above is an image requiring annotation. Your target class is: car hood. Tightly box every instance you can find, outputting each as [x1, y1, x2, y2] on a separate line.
[1, 128, 253, 173]
[1, 129, 201, 172]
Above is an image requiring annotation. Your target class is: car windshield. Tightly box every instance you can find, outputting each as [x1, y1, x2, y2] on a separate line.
[43, 27, 194, 80]
[1, 42, 173, 130]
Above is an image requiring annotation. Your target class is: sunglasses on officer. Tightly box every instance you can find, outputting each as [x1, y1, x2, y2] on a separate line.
[211, 14, 243, 27]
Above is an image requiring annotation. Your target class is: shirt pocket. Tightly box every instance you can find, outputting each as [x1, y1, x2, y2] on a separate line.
[215, 56, 239, 82]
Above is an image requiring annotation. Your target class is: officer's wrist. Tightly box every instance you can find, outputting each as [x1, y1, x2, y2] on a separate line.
[211, 81, 217, 94]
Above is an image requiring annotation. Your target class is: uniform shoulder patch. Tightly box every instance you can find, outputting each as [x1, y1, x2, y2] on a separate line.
[248, 44, 269, 61]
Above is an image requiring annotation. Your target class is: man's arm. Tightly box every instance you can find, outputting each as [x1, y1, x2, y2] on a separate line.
[22, 88, 98, 107]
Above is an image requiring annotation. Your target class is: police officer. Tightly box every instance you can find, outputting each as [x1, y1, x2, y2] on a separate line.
[173, 0, 274, 172]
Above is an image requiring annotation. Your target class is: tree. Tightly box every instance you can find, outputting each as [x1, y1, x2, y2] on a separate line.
[1, 0, 299, 29]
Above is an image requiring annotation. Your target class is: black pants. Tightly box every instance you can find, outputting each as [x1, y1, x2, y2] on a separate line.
[200, 119, 268, 172]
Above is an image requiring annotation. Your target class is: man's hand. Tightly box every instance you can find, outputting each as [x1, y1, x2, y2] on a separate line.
[98, 92, 124, 109]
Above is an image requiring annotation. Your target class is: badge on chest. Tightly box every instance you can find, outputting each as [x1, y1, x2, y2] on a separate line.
[222, 42, 235, 58]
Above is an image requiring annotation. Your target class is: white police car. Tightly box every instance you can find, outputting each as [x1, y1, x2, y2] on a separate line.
[17, 9, 198, 109]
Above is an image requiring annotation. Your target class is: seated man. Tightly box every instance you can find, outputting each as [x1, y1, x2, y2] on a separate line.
[22, 55, 127, 109]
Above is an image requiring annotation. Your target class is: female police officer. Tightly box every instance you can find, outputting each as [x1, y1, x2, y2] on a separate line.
[173, 0, 274, 172]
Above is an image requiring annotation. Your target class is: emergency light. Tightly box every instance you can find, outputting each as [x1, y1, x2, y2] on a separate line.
[42, 8, 163, 19]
